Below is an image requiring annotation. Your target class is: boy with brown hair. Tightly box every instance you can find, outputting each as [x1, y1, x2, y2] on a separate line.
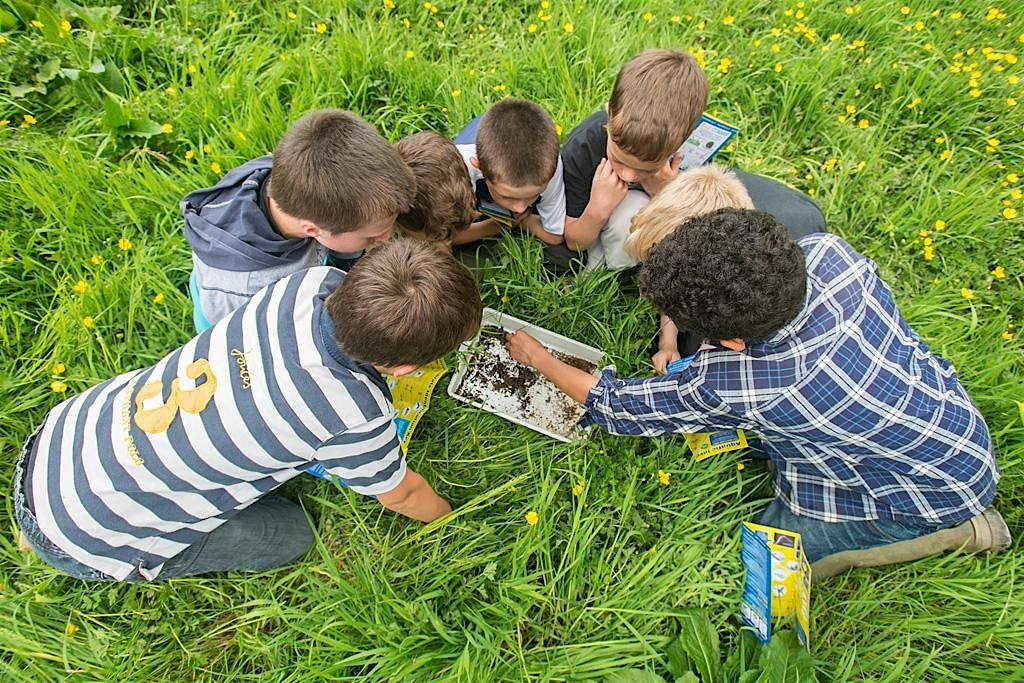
[183, 108, 415, 330]
[624, 165, 755, 373]
[561, 48, 826, 270]
[452, 98, 566, 247]
[15, 239, 482, 582]
[394, 131, 475, 244]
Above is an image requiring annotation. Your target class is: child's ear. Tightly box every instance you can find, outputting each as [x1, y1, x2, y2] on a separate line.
[298, 220, 322, 239]
[469, 156, 480, 170]
[719, 338, 746, 352]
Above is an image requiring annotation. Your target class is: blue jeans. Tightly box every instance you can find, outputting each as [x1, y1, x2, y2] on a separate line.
[14, 434, 314, 582]
[756, 499, 947, 563]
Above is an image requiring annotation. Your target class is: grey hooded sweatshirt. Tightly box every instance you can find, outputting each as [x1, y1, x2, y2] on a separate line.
[182, 155, 324, 327]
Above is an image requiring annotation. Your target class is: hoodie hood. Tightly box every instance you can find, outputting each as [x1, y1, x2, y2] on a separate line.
[181, 155, 312, 271]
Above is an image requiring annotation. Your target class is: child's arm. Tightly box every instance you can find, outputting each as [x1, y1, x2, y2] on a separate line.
[652, 314, 681, 374]
[563, 158, 629, 251]
[506, 330, 597, 404]
[519, 214, 564, 245]
[376, 469, 452, 522]
[451, 218, 503, 245]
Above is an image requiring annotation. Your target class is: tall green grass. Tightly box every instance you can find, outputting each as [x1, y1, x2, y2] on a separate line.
[1, 0, 1022, 680]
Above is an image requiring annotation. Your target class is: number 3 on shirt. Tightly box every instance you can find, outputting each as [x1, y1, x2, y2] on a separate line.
[134, 359, 218, 434]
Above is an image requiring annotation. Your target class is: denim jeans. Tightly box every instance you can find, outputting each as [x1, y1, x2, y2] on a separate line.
[756, 499, 948, 563]
[14, 433, 314, 582]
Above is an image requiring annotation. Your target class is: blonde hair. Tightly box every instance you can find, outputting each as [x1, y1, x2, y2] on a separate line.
[625, 165, 754, 260]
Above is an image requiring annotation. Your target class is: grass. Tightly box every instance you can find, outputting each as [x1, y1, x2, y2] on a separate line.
[1, 0, 1022, 680]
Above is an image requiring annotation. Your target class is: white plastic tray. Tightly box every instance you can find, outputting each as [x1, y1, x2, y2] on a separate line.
[447, 308, 606, 442]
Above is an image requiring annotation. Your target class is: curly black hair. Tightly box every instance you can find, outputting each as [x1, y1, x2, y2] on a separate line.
[638, 208, 807, 342]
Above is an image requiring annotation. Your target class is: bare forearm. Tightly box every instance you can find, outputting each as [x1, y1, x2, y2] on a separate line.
[451, 219, 502, 245]
[522, 215, 563, 245]
[659, 315, 679, 350]
[563, 208, 607, 252]
[532, 352, 599, 404]
[378, 470, 451, 522]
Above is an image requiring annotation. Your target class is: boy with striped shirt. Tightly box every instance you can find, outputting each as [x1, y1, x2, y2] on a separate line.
[14, 240, 482, 581]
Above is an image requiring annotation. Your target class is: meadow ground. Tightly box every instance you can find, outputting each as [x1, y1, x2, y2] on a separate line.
[1, 0, 1022, 680]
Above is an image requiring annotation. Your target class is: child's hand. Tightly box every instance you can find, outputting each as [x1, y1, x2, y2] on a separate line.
[589, 158, 629, 219]
[505, 330, 550, 368]
[640, 153, 683, 196]
[652, 348, 682, 375]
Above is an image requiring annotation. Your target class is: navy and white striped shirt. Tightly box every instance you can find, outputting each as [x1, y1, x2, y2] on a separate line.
[582, 234, 999, 526]
[26, 267, 404, 580]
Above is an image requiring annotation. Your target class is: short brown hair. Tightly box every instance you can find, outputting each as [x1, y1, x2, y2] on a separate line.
[270, 109, 415, 235]
[607, 49, 709, 162]
[327, 239, 482, 367]
[394, 132, 475, 242]
[625, 165, 753, 260]
[475, 98, 559, 186]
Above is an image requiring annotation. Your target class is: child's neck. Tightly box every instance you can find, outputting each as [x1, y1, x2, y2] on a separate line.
[267, 196, 309, 240]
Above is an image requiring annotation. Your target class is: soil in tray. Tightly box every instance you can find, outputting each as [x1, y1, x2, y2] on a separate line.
[454, 325, 596, 438]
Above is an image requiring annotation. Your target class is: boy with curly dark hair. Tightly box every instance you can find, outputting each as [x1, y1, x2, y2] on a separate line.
[507, 208, 1007, 579]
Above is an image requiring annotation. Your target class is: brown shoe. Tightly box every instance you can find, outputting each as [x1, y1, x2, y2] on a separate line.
[811, 508, 1012, 582]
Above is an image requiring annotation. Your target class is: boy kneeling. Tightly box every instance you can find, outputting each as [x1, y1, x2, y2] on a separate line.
[508, 209, 1008, 579]
[15, 240, 481, 581]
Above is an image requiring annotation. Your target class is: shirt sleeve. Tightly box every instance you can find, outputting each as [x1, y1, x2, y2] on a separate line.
[313, 415, 406, 496]
[560, 114, 606, 219]
[537, 156, 567, 235]
[580, 367, 736, 436]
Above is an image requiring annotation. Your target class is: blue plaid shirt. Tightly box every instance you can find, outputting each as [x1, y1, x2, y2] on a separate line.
[582, 234, 999, 526]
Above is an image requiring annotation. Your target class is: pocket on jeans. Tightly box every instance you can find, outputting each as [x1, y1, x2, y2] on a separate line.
[866, 518, 925, 544]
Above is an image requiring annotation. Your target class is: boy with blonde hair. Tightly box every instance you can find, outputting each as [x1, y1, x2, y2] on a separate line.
[395, 131, 475, 244]
[560, 48, 825, 271]
[625, 165, 755, 373]
[453, 98, 566, 248]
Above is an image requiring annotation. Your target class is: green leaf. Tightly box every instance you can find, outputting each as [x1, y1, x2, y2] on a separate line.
[101, 93, 127, 131]
[0, 8, 17, 30]
[602, 670, 668, 683]
[674, 673, 700, 683]
[60, 68, 80, 80]
[676, 609, 721, 683]
[86, 59, 106, 75]
[754, 630, 816, 683]
[99, 60, 126, 97]
[10, 82, 46, 97]
[666, 636, 693, 678]
[123, 119, 166, 138]
[36, 58, 61, 83]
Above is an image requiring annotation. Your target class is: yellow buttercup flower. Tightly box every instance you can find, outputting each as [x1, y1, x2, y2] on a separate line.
[72, 280, 88, 294]
[572, 480, 585, 496]
[940, 149, 952, 161]
[23, 114, 37, 125]
[65, 623, 78, 637]
[53, 362, 66, 374]
[315, 22, 327, 33]
[723, 15, 734, 25]
[82, 316, 94, 328]
[658, 469, 671, 485]
[31, 19, 44, 28]
[405, 49, 414, 58]
[960, 288, 975, 300]
[563, 22, 573, 33]
[857, 118, 870, 129]
[1003, 330, 1015, 341]
[643, 12, 654, 22]
[117, 237, 132, 251]
[992, 266, 1006, 279]
[525, 510, 539, 525]
[1004, 207, 1018, 219]
[934, 219, 946, 230]
[153, 292, 165, 303]
[90, 254, 102, 265]
[211, 162, 222, 173]
[185, 149, 194, 160]
[161, 123, 173, 133]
